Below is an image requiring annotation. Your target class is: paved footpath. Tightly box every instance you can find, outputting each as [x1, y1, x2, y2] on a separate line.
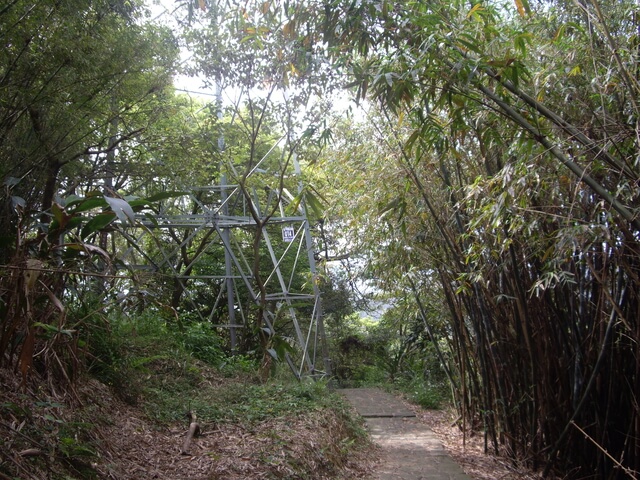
[340, 388, 471, 480]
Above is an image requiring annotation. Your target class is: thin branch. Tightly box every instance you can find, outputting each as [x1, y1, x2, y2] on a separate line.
[571, 421, 639, 479]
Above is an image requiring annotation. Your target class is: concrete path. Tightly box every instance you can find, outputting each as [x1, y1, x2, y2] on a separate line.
[340, 388, 471, 480]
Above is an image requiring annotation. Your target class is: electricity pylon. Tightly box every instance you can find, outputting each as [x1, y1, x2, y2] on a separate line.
[119, 137, 331, 379]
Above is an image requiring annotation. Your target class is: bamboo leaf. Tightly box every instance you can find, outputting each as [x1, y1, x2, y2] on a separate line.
[467, 3, 485, 19]
[378, 196, 402, 216]
[304, 190, 324, 218]
[406, 129, 421, 152]
[143, 212, 159, 227]
[385, 72, 393, 86]
[283, 20, 295, 39]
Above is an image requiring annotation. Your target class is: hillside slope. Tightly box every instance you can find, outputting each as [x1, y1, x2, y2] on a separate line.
[0, 361, 377, 479]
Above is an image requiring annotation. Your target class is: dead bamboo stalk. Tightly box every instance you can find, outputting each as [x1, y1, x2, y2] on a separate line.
[180, 412, 200, 455]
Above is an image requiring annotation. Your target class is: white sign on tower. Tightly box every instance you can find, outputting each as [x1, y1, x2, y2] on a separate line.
[282, 225, 295, 242]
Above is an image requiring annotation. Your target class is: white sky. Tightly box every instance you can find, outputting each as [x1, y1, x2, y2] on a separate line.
[146, 0, 365, 115]
[147, 0, 216, 99]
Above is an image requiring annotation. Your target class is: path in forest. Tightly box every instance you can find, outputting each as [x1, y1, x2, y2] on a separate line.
[340, 388, 471, 480]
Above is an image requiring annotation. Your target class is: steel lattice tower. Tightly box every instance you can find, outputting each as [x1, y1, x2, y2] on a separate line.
[119, 131, 331, 379]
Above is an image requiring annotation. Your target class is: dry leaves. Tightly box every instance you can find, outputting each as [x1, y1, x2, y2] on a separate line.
[0, 368, 378, 479]
[414, 406, 545, 480]
[2, 364, 550, 480]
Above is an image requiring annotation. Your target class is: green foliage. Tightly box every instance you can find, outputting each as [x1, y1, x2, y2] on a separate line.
[394, 376, 448, 410]
[57, 426, 98, 461]
[178, 321, 226, 366]
[0, 0, 178, 222]
[325, 313, 381, 385]
[392, 342, 452, 410]
[1, 311, 367, 480]
[0, 0, 182, 388]
[86, 310, 334, 425]
[80, 307, 228, 404]
[0, 395, 106, 479]
[324, 302, 452, 398]
[184, 0, 338, 101]
[195, 380, 333, 425]
[83, 311, 165, 404]
[0, 189, 190, 392]
[324, 304, 451, 412]
[4, 0, 639, 476]
[79, 308, 339, 427]
[218, 354, 258, 377]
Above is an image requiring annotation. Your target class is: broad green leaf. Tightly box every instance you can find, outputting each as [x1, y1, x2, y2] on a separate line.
[63, 194, 84, 207]
[51, 203, 65, 225]
[128, 199, 150, 209]
[65, 216, 85, 231]
[81, 213, 115, 239]
[71, 197, 108, 213]
[62, 242, 111, 262]
[105, 196, 136, 225]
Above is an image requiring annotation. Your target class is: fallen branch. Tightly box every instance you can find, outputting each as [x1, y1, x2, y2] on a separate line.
[18, 449, 45, 457]
[180, 412, 200, 455]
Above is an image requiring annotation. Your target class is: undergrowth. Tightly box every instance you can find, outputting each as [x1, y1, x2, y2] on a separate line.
[333, 362, 449, 410]
[394, 376, 449, 410]
[83, 311, 342, 425]
[1, 310, 371, 479]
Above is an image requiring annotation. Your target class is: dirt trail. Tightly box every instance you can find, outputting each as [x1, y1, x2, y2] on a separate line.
[340, 388, 471, 480]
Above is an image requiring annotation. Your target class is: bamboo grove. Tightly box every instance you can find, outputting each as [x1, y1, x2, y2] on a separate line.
[308, 0, 640, 477]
